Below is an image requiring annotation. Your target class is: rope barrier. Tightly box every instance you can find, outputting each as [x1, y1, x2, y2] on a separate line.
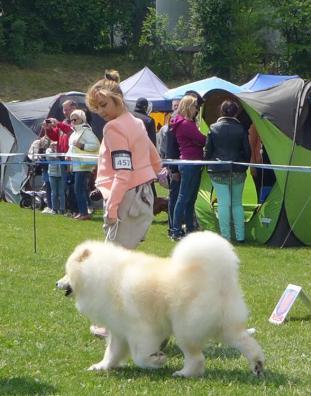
[1, 152, 311, 172]
[1, 151, 310, 251]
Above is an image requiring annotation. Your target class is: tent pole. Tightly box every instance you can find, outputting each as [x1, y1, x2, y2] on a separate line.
[229, 162, 233, 240]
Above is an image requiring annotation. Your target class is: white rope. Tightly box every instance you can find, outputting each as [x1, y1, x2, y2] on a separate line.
[1, 152, 311, 172]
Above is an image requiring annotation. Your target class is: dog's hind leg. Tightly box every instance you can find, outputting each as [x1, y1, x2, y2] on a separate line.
[88, 333, 129, 371]
[129, 333, 167, 369]
[172, 339, 205, 378]
[224, 329, 264, 377]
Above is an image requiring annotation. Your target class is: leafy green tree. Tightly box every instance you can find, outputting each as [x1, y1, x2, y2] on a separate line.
[99, 0, 135, 49]
[0, 0, 140, 65]
[188, 0, 273, 81]
[139, 7, 195, 78]
[270, 0, 311, 76]
[229, 0, 273, 80]
[188, 0, 235, 79]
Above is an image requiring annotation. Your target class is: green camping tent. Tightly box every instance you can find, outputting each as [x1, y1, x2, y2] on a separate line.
[196, 78, 311, 247]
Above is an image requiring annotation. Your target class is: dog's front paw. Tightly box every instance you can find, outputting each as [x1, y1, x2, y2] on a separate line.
[252, 360, 264, 377]
[172, 369, 204, 378]
[87, 361, 108, 371]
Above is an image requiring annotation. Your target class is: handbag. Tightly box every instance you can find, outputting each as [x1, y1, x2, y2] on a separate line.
[71, 145, 97, 171]
[69, 127, 99, 171]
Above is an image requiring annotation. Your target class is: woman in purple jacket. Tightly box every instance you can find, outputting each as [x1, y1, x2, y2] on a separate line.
[170, 95, 206, 240]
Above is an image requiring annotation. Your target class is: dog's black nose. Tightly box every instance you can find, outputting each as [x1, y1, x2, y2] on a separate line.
[65, 285, 73, 296]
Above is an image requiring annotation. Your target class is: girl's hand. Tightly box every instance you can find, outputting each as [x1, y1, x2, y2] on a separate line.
[106, 216, 117, 225]
[73, 141, 84, 149]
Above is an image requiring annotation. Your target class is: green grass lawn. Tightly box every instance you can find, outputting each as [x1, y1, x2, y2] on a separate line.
[0, 201, 311, 395]
[0, 53, 184, 103]
[0, 53, 143, 102]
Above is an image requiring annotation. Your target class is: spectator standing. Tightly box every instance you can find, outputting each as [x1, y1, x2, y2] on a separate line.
[67, 109, 100, 220]
[156, 100, 181, 236]
[133, 97, 157, 147]
[62, 100, 78, 124]
[47, 100, 78, 215]
[157, 99, 180, 158]
[28, 134, 52, 213]
[170, 95, 206, 240]
[204, 100, 251, 242]
[132, 97, 161, 213]
[46, 141, 65, 214]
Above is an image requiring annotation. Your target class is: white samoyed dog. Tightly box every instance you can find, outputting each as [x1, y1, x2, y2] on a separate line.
[57, 231, 264, 378]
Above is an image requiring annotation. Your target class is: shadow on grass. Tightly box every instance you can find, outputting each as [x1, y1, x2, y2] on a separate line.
[287, 314, 311, 322]
[89, 341, 294, 386]
[163, 341, 240, 360]
[0, 377, 57, 395]
[152, 219, 168, 225]
[99, 365, 293, 386]
[204, 367, 294, 386]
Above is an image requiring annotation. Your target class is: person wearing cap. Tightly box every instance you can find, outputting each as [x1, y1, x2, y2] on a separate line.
[133, 97, 157, 147]
[133, 97, 165, 213]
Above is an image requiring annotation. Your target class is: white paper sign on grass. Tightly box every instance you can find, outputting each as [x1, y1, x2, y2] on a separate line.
[269, 284, 311, 325]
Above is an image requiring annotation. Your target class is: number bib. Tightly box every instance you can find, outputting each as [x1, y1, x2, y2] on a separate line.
[111, 150, 132, 170]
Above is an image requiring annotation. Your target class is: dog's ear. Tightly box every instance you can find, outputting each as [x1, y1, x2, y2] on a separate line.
[77, 248, 91, 263]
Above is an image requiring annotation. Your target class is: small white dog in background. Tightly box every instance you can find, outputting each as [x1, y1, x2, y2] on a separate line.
[57, 231, 264, 378]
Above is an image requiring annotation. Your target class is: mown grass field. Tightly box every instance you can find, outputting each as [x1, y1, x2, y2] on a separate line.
[0, 201, 311, 395]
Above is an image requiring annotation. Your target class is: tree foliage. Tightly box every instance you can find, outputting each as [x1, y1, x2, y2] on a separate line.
[270, 0, 311, 75]
[0, 0, 151, 65]
[138, 2, 211, 79]
[188, 0, 311, 79]
[188, 0, 278, 80]
[138, 7, 194, 78]
[0, 0, 310, 79]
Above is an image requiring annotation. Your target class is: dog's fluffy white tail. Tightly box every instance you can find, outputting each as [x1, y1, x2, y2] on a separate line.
[171, 231, 239, 278]
[171, 231, 248, 326]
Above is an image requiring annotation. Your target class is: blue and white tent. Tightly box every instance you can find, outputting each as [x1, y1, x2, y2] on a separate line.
[164, 76, 242, 100]
[240, 74, 299, 92]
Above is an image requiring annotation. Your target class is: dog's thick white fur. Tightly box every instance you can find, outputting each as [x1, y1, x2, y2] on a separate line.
[57, 231, 264, 377]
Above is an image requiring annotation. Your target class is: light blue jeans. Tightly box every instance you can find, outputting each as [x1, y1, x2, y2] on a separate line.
[211, 176, 246, 241]
[49, 176, 66, 212]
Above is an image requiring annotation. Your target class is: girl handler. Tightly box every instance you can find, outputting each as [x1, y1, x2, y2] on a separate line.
[86, 75, 162, 249]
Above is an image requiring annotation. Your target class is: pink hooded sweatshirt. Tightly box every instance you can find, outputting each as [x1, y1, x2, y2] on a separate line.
[96, 112, 162, 218]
